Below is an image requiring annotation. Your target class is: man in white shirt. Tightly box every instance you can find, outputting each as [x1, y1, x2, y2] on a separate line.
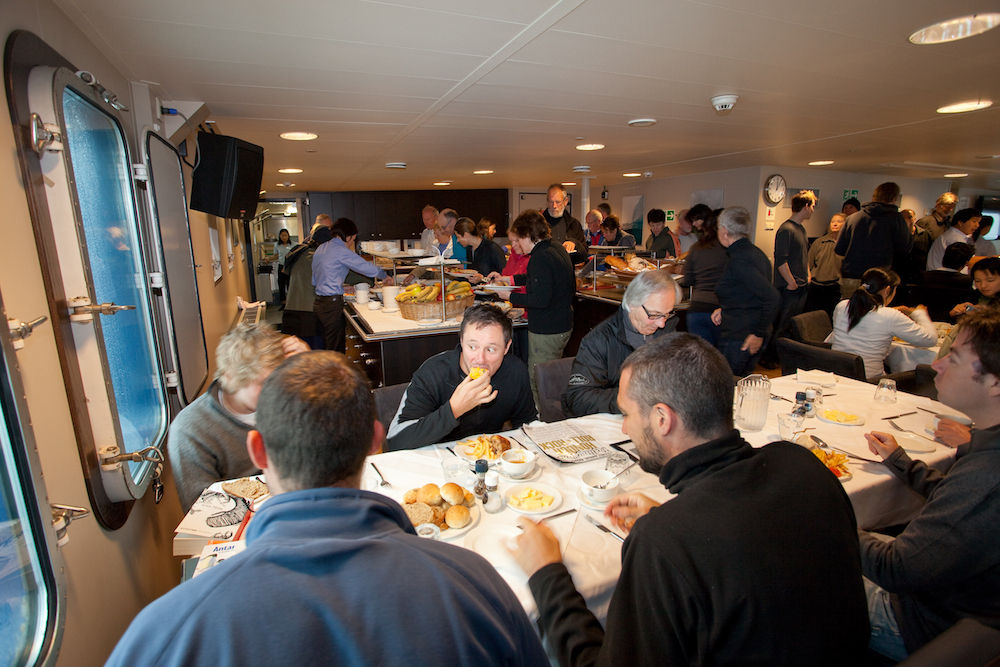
[926, 208, 981, 271]
[419, 204, 438, 251]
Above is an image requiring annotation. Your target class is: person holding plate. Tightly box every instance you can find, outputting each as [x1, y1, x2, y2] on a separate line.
[385, 304, 535, 451]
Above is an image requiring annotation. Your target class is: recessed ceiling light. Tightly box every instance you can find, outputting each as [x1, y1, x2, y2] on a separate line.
[909, 13, 1000, 45]
[944, 173, 969, 178]
[808, 160, 835, 166]
[278, 168, 303, 174]
[259, 190, 266, 195]
[976, 154, 1000, 159]
[279, 131, 318, 141]
[276, 182, 296, 187]
[561, 182, 577, 186]
[385, 162, 407, 169]
[572, 165, 591, 173]
[937, 99, 993, 114]
[473, 169, 494, 175]
[433, 181, 451, 186]
[627, 118, 657, 127]
[623, 172, 642, 178]
[576, 143, 605, 151]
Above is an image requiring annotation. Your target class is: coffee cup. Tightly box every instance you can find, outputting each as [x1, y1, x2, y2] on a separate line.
[581, 469, 619, 503]
[381, 286, 400, 311]
[500, 449, 536, 477]
[355, 290, 370, 304]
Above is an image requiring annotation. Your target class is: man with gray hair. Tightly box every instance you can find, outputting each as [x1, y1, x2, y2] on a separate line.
[584, 208, 604, 246]
[419, 204, 438, 250]
[514, 334, 869, 665]
[711, 207, 780, 375]
[563, 269, 679, 416]
[916, 191, 958, 241]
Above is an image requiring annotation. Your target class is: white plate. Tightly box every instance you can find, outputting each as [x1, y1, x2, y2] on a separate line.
[454, 438, 521, 467]
[479, 284, 511, 292]
[382, 306, 399, 313]
[415, 318, 443, 327]
[895, 432, 937, 454]
[466, 526, 523, 576]
[817, 409, 865, 426]
[438, 503, 480, 540]
[505, 482, 563, 515]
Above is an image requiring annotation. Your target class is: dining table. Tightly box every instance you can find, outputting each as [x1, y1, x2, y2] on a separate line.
[360, 372, 966, 622]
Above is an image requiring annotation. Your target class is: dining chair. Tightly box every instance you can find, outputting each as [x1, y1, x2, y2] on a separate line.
[535, 356, 575, 422]
[789, 310, 833, 348]
[374, 382, 409, 451]
[775, 337, 867, 381]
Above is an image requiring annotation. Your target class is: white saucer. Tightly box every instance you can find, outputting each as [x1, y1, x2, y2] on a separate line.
[415, 318, 443, 327]
[497, 465, 541, 482]
[577, 487, 610, 510]
[382, 306, 399, 313]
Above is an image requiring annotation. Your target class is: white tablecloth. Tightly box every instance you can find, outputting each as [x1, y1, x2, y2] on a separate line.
[887, 340, 938, 373]
[363, 382, 964, 619]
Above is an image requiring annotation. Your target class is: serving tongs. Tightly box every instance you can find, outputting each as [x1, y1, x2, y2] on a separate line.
[809, 435, 880, 464]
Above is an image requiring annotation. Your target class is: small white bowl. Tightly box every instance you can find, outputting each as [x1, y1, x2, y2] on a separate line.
[367, 301, 382, 310]
[581, 469, 620, 504]
[500, 449, 536, 477]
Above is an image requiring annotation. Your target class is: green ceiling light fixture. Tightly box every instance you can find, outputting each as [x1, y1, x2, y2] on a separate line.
[909, 13, 1000, 44]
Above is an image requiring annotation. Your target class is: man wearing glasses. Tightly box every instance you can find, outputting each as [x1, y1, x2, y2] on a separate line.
[563, 269, 679, 416]
[542, 183, 588, 263]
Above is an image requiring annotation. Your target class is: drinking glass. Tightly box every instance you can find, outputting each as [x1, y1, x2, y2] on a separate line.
[778, 412, 806, 441]
[874, 378, 897, 403]
[605, 451, 632, 484]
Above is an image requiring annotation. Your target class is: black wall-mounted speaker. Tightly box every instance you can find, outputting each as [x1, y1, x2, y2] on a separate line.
[189, 132, 264, 221]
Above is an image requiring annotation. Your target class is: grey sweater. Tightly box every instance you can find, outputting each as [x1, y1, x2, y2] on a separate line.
[859, 423, 1000, 652]
[167, 381, 259, 511]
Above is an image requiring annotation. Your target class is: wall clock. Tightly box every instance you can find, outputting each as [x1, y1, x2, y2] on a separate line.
[763, 174, 787, 206]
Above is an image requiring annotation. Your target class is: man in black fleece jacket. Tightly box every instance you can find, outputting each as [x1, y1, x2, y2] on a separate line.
[860, 307, 1000, 660]
[512, 333, 869, 666]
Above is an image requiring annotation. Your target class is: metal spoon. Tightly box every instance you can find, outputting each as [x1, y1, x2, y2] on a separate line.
[370, 463, 390, 487]
[597, 460, 637, 489]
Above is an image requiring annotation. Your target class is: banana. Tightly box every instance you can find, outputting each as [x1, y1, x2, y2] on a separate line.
[422, 285, 441, 302]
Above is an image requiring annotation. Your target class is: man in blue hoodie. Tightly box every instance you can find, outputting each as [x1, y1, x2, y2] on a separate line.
[109, 352, 547, 667]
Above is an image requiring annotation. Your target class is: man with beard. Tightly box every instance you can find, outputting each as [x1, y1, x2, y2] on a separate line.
[543, 183, 588, 263]
[512, 333, 869, 666]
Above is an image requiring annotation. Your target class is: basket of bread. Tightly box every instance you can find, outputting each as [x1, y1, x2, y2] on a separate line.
[401, 482, 476, 534]
[395, 280, 474, 321]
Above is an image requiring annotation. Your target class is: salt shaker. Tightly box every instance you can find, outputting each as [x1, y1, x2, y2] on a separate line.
[483, 470, 503, 513]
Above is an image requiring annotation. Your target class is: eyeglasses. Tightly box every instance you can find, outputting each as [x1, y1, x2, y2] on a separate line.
[642, 304, 673, 321]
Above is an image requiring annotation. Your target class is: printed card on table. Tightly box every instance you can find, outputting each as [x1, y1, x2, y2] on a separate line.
[520, 422, 612, 463]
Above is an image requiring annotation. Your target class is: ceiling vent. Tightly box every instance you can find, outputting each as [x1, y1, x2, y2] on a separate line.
[572, 165, 592, 173]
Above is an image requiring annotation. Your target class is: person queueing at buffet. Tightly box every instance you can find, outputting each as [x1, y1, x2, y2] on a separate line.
[598, 215, 636, 248]
[494, 210, 576, 408]
[645, 208, 680, 259]
[111, 352, 548, 667]
[167, 323, 308, 511]
[563, 269, 679, 417]
[860, 306, 1000, 661]
[542, 183, 588, 263]
[454, 216, 505, 283]
[385, 304, 536, 451]
[312, 217, 392, 353]
[830, 268, 936, 379]
[512, 333, 870, 666]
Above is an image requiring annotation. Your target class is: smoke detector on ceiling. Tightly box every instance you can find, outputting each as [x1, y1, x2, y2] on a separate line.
[711, 94, 739, 112]
[572, 165, 592, 173]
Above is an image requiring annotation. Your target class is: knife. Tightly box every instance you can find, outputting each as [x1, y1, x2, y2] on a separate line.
[585, 514, 624, 543]
[881, 410, 917, 420]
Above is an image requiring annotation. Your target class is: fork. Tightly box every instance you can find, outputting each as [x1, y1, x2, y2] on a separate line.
[370, 463, 390, 487]
[888, 419, 935, 442]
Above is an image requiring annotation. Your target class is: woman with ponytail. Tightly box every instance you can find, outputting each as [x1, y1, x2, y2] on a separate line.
[830, 268, 937, 378]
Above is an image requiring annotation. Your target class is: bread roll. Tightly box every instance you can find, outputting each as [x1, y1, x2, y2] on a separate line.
[416, 483, 442, 506]
[402, 488, 418, 504]
[403, 502, 433, 526]
[445, 504, 471, 529]
[440, 483, 465, 506]
[463, 491, 475, 507]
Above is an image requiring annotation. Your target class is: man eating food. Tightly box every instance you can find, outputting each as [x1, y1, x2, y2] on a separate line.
[385, 304, 536, 450]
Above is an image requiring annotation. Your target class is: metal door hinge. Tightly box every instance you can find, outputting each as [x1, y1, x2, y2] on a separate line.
[29, 113, 62, 154]
[149, 272, 164, 288]
[132, 163, 148, 182]
[7, 315, 48, 349]
[67, 296, 135, 323]
[51, 504, 90, 547]
[164, 371, 179, 388]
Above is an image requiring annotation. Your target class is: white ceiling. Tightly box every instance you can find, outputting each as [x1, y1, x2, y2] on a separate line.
[58, 0, 1000, 192]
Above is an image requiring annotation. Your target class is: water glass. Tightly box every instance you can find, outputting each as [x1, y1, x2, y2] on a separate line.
[778, 412, 805, 441]
[874, 378, 897, 403]
[605, 451, 632, 484]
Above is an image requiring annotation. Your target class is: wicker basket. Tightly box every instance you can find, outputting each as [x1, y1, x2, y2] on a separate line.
[397, 293, 474, 321]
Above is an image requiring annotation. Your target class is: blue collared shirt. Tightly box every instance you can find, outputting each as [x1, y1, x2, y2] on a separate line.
[312, 238, 386, 296]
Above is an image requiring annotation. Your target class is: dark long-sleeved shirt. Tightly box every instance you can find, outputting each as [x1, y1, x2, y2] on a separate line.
[544, 210, 588, 263]
[835, 202, 911, 279]
[510, 239, 575, 334]
[678, 240, 727, 311]
[773, 218, 808, 287]
[528, 432, 869, 666]
[859, 423, 1000, 653]
[385, 347, 536, 450]
[467, 239, 506, 277]
[714, 237, 780, 340]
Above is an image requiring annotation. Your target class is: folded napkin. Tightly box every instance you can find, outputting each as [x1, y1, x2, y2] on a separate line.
[796, 369, 837, 386]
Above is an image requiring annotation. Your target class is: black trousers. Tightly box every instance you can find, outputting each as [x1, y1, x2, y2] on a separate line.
[314, 295, 345, 352]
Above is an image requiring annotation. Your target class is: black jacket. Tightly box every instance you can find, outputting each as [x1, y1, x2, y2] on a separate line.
[468, 239, 506, 277]
[384, 347, 536, 451]
[562, 307, 677, 416]
[715, 237, 780, 340]
[835, 201, 912, 278]
[543, 210, 588, 264]
[528, 433, 870, 666]
[510, 239, 576, 334]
